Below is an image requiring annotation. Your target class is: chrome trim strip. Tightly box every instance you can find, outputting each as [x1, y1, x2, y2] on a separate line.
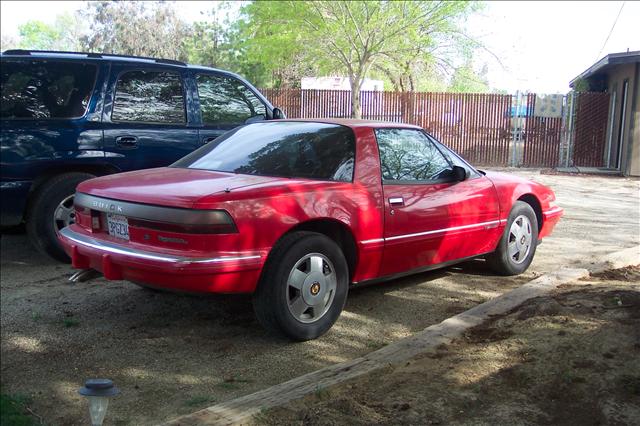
[60, 227, 260, 265]
[360, 220, 504, 245]
[360, 238, 385, 245]
[361, 220, 502, 245]
[386, 220, 502, 242]
[544, 206, 563, 216]
[74, 193, 233, 225]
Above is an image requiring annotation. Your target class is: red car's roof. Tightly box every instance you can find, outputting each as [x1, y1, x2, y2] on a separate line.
[274, 118, 422, 130]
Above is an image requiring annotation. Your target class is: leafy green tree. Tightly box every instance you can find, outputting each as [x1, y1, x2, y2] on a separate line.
[184, 3, 234, 68]
[233, 2, 312, 88]
[17, 21, 60, 50]
[184, 2, 316, 88]
[240, 1, 476, 118]
[15, 13, 83, 51]
[571, 78, 591, 92]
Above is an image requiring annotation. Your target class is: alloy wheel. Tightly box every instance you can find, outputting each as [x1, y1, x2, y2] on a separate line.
[53, 194, 76, 232]
[507, 214, 532, 264]
[286, 253, 337, 323]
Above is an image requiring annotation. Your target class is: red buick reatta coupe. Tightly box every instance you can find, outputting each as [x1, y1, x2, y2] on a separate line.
[59, 120, 563, 340]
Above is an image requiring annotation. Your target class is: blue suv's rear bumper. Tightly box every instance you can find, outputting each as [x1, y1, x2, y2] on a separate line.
[0, 180, 31, 227]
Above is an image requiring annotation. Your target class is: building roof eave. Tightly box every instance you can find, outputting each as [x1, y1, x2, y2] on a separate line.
[569, 51, 640, 88]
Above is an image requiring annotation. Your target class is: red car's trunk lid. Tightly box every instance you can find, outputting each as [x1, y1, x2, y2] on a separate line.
[77, 167, 280, 208]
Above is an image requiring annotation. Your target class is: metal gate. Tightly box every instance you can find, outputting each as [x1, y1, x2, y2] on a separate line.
[571, 92, 611, 167]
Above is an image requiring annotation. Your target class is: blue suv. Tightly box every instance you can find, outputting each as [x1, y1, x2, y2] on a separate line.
[1, 50, 284, 261]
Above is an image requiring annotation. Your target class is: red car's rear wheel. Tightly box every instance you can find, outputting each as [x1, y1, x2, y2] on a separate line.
[253, 231, 349, 341]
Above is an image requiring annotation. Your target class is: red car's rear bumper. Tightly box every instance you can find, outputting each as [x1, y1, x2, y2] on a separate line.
[539, 206, 563, 239]
[59, 226, 265, 293]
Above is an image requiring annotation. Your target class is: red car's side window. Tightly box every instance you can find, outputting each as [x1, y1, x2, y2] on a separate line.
[374, 128, 453, 183]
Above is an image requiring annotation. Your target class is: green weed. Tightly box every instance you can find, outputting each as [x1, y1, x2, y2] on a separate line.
[0, 392, 37, 426]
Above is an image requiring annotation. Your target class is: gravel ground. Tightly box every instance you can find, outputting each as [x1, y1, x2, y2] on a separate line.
[508, 170, 639, 271]
[1, 171, 638, 425]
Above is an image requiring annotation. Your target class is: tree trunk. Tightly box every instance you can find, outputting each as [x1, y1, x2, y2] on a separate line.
[350, 77, 362, 119]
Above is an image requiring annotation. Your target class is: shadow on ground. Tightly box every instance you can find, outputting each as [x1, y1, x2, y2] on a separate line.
[258, 268, 640, 425]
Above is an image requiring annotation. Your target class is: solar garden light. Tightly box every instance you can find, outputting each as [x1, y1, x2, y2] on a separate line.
[78, 379, 120, 426]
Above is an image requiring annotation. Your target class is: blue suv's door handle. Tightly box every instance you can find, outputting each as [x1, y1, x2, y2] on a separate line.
[115, 136, 138, 149]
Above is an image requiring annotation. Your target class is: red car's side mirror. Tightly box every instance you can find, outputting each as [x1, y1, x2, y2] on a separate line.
[452, 165, 468, 182]
[272, 108, 286, 120]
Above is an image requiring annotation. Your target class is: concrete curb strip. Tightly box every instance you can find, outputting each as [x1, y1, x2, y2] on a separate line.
[163, 245, 639, 426]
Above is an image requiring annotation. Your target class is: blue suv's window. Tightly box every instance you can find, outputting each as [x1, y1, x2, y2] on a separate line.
[112, 70, 185, 124]
[196, 74, 266, 125]
[1, 60, 97, 120]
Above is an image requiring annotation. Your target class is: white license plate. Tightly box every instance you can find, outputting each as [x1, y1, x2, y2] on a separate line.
[107, 214, 129, 240]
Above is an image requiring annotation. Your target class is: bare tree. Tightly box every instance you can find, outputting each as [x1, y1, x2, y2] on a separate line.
[80, 1, 191, 61]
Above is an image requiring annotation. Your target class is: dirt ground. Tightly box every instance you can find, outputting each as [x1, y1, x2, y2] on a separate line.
[1, 172, 638, 425]
[257, 266, 640, 426]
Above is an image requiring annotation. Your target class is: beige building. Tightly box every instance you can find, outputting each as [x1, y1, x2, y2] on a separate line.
[570, 51, 640, 177]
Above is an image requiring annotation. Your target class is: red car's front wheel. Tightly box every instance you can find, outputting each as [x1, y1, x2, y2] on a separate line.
[487, 201, 539, 275]
[253, 231, 349, 341]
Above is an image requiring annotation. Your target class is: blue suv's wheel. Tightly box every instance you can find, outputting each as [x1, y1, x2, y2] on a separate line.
[26, 172, 94, 262]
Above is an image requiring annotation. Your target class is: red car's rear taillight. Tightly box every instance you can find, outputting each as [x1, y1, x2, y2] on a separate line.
[73, 194, 238, 235]
[74, 206, 102, 232]
[128, 216, 237, 234]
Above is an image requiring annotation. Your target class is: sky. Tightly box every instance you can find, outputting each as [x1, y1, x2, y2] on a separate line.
[465, 1, 640, 93]
[1, 0, 639, 94]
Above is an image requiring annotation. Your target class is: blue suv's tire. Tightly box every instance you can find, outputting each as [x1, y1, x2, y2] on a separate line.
[26, 172, 94, 262]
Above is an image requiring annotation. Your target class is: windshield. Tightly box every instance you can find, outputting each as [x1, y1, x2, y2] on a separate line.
[173, 122, 356, 182]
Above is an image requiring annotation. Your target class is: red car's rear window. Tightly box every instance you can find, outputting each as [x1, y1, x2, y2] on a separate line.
[173, 122, 356, 182]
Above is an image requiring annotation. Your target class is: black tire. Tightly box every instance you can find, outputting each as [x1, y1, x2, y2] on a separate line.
[253, 231, 349, 341]
[26, 172, 94, 262]
[487, 201, 539, 276]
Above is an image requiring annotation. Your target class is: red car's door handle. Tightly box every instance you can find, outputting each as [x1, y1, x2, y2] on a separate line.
[389, 197, 404, 206]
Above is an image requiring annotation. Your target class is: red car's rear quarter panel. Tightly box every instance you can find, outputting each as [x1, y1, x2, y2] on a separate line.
[191, 126, 386, 284]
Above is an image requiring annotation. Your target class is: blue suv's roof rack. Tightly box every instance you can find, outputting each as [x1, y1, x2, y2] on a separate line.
[2, 49, 187, 66]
